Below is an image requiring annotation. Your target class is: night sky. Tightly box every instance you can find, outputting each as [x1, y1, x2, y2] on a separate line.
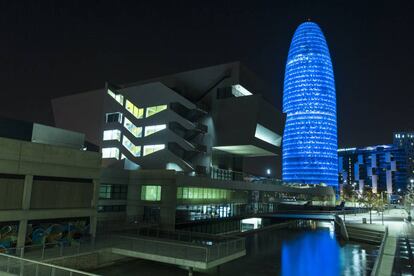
[0, 1, 413, 148]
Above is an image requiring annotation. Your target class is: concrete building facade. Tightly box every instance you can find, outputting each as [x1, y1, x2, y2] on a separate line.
[52, 62, 284, 177]
[50, 62, 335, 231]
[0, 119, 101, 251]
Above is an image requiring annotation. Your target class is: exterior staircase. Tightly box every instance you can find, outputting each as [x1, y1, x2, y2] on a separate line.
[345, 223, 385, 245]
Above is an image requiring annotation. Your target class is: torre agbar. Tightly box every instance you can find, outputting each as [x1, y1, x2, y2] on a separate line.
[282, 22, 338, 187]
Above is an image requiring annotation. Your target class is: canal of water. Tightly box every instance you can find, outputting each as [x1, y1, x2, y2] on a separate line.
[92, 221, 378, 276]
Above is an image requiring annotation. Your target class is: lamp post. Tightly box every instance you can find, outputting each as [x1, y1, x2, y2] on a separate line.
[381, 192, 384, 225]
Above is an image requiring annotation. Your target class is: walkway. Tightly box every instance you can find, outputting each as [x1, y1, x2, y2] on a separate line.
[344, 208, 414, 276]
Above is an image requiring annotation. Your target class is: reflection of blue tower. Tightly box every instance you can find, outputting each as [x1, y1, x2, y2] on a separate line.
[282, 22, 338, 187]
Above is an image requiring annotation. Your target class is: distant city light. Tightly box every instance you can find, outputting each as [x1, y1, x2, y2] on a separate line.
[266, 169, 271, 175]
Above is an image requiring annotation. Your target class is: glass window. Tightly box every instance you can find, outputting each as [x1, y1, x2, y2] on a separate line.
[124, 117, 142, 138]
[183, 187, 189, 199]
[97, 204, 127, 212]
[99, 184, 128, 200]
[107, 89, 124, 106]
[144, 125, 166, 137]
[103, 129, 121, 141]
[141, 185, 161, 201]
[106, 112, 123, 123]
[146, 105, 167, 117]
[102, 147, 119, 159]
[177, 187, 183, 199]
[143, 144, 165, 156]
[126, 100, 144, 119]
[203, 188, 208, 199]
[175, 187, 230, 200]
[122, 136, 141, 157]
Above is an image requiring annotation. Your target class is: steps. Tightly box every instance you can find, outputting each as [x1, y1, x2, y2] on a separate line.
[345, 224, 385, 245]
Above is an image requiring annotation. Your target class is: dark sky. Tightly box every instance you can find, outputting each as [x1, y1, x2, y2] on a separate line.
[0, 0, 413, 148]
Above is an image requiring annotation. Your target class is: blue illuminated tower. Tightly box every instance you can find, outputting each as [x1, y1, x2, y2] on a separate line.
[282, 22, 338, 187]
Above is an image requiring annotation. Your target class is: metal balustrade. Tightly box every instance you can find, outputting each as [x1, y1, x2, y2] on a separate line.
[0, 253, 99, 276]
[2, 229, 245, 268]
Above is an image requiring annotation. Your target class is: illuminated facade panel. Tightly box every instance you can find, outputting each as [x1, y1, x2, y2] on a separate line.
[103, 129, 121, 141]
[126, 100, 144, 119]
[282, 22, 338, 187]
[146, 105, 167, 117]
[102, 147, 120, 159]
[255, 124, 282, 147]
[144, 124, 166, 137]
[143, 144, 165, 156]
[231, 84, 252, 97]
[124, 117, 142, 138]
[107, 89, 124, 106]
[122, 136, 141, 157]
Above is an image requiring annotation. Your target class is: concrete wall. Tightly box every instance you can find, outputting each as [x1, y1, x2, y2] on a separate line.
[31, 180, 93, 209]
[0, 177, 24, 209]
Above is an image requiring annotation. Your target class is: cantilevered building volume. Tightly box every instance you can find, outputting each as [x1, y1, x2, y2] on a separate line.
[282, 22, 338, 187]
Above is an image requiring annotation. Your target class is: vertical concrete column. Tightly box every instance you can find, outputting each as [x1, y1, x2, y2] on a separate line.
[91, 178, 100, 208]
[89, 178, 99, 238]
[17, 219, 28, 249]
[22, 175, 33, 210]
[160, 182, 177, 230]
[89, 216, 97, 239]
[17, 175, 33, 248]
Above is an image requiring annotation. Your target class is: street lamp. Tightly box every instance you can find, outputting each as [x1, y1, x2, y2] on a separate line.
[266, 169, 271, 176]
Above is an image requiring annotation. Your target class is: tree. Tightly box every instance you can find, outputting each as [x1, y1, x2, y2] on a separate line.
[404, 185, 414, 221]
[358, 187, 379, 224]
[342, 184, 356, 202]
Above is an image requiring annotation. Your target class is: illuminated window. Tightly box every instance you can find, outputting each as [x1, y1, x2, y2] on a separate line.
[144, 124, 166, 137]
[102, 147, 119, 159]
[146, 105, 167, 117]
[103, 129, 121, 141]
[143, 144, 165, 156]
[107, 89, 124, 106]
[141, 185, 161, 201]
[176, 187, 230, 200]
[106, 112, 123, 123]
[126, 100, 144, 119]
[124, 117, 142, 138]
[122, 136, 141, 157]
[231, 84, 252, 97]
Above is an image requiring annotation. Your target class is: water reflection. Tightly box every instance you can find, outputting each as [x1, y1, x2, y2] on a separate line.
[281, 222, 374, 276]
[282, 229, 340, 276]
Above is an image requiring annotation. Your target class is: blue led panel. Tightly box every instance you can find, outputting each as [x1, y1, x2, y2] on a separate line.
[282, 22, 338, 187]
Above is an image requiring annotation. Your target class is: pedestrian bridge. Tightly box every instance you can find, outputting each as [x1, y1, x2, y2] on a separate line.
[260, 212, 336, 221]
[107, 230, 246, 270]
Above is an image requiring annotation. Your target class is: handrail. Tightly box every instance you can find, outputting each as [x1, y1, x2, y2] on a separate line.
[371, 226, 388, 276]
[0, 252, 100, 275]
[116, 235, 209, 250]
